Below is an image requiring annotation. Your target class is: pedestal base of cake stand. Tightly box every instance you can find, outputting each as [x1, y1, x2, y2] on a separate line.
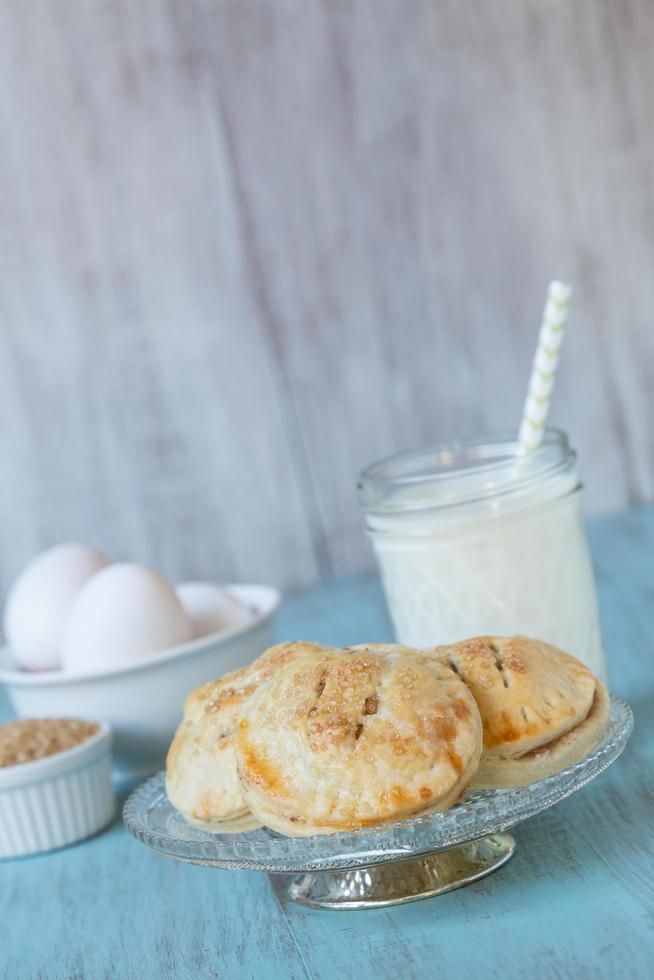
[277, 833, 516, 910]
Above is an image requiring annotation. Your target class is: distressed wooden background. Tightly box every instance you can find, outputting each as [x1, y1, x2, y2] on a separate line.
[0, 0, 653, 592]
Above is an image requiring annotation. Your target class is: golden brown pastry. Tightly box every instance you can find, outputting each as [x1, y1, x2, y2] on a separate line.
[165, 641, 327, 825]
[234, 643, 483, 836]
[433, 636, 609, 788]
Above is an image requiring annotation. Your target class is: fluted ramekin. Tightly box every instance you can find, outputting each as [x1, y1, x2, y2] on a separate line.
[0, 721, 115, 858]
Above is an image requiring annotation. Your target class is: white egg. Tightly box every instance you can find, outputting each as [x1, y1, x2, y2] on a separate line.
[175, 581, 253, 639]
[61, 563, 193, 673]
[3, 544, 109, 671]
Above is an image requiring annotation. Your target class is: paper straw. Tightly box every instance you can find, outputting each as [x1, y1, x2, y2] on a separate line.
[517, 281, 572, 455]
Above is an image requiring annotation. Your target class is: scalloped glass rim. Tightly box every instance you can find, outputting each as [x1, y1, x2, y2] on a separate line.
[123, 697, 633, 873]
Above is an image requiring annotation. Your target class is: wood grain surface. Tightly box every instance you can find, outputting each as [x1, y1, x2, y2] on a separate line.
[0, 508, 652, 980]
[1, 1, 654, 591]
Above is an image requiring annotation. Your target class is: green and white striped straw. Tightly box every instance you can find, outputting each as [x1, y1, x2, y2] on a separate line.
[517, 280, 572, 455]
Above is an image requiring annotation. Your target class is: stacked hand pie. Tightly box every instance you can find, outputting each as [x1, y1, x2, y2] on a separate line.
[433, 636, 610, 788]
[166, 636, 609, 837]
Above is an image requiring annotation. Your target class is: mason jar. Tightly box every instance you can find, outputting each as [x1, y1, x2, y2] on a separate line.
[358, 429, 608, 682]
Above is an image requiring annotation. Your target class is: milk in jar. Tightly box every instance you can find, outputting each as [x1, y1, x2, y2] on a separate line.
[358, 430, 607, 682]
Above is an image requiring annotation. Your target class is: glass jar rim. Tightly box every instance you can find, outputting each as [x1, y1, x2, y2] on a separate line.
[358, 428, 577, 515]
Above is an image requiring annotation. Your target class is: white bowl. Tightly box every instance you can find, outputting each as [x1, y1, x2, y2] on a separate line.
[0, 584, 281, 783]
[0, 721, 114, 858]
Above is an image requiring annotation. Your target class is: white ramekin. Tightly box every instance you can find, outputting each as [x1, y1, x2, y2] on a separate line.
[0, 721, 115, 858]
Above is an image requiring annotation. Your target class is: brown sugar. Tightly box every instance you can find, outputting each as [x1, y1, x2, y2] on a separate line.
[0, 718, 99, 768]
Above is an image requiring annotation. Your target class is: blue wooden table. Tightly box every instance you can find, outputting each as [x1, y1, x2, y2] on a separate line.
[1, 510, 653, 979]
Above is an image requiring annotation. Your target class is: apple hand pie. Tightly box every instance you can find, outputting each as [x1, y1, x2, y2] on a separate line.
[234, 643, 482, 836]
[434, 635, 609, 788]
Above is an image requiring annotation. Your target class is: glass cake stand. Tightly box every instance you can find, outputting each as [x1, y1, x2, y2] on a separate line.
[123, 697, 633, 910]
